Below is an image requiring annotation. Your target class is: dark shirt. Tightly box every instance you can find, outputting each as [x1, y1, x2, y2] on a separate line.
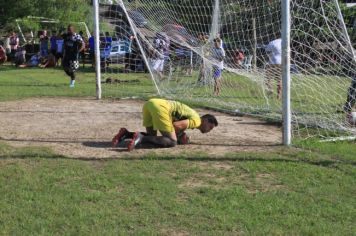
[63, 33, 83, 61]
[89, 36, 95, 52]
[50, 36, 57, 50]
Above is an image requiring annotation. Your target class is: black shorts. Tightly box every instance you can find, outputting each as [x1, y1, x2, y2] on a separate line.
[89, 51, 95, 60]
[55, 52, 63, 60]
[50, 49, 57, 55]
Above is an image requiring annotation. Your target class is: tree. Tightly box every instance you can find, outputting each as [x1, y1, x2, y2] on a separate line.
[0, 0, 93, 34]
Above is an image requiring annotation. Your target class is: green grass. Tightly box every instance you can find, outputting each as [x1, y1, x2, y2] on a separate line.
[0, 65, 355, 234]
[0, 142, 355, 235]
[0, 65, 156, 101]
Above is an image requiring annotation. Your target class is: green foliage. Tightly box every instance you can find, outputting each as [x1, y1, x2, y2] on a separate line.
[339, 2, 356, 47]
[0, 0, 93, 33]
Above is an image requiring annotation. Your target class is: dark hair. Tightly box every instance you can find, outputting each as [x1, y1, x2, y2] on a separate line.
[201, 114, 218, 126]
[214, 38, 221, 44]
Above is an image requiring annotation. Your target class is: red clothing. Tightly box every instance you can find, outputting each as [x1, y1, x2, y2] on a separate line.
[0, 47, 6, 60]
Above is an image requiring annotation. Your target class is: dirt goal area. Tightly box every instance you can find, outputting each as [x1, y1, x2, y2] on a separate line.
[0, 98, 282, 158]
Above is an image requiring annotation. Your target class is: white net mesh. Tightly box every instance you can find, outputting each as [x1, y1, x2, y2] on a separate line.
[98, 0, 356, 141]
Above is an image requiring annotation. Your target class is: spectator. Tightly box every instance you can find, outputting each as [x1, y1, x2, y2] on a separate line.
[197, 34, 209, 84]
[39, 30, 49, 57]
[151, 32, 169, 79]
[211, 38, 225, 96]
[344, 76, 356, 125]
[234, 49, 245, 68]
[39, 53, 56, 68]
[4, 33, 11, 58]
[0, 44, 7, 64]
[50, 31, 57, 56]
[99, 33, 111, 68]
[88, 34, 95, 67]
[9, 32, 19, 61]
[14, 46, 26, 67]
[124, 35, 133, 72]
[79, 31, 87, 64]
[105, 32, 112, 46]
[19, 53, 42, 68]
[216, 33, 225, 49]
[265, 38, 282, 99]
[55, 33, 64, 66]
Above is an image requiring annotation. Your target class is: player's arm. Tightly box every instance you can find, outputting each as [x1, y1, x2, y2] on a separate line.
[173, 119, 189, 134]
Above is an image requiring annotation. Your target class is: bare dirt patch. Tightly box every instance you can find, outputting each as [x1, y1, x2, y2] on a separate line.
[0, 98, 281, 159]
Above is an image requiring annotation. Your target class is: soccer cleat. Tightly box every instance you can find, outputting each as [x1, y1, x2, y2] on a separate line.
[69, 80, 75, 88]
[112, 128, 129, 147]
[127, 131, 143, 151]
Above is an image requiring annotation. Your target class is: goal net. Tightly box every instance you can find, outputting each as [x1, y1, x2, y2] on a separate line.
[98, 0, 356, 141]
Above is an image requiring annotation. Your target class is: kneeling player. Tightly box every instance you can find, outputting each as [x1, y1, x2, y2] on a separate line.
[112, 98, 218, 151]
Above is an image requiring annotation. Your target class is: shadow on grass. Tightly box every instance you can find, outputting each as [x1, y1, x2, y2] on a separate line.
[0, 139, 355, 168]
[0, 83, 64, 87]
[1, 151, 355, 169]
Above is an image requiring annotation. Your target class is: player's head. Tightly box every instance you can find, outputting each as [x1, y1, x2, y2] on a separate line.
[214, 38, 221, 48]
[199, 114, 218, 133]
[67, 25, 75, 35]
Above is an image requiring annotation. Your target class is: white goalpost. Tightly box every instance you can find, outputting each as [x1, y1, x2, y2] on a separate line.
[93, 0, 356, 144]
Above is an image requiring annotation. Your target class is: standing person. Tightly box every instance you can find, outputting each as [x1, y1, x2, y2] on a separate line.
[344, 76, 356, 125]
[197, 34, 209, 84]
[14, 46, 26, 67]
[216, 33, 225, 49]
[62, 25, 85, 88]
[124, 35, 135, 72]
[0, 44, 7, 64]
[79, 31, 87, 65]
[88, 34, 95, 68]
[39, 30, 49, 57]
[9, 32, 19, 61]
[211, 38, 225, 96]
[112, 98, 218, 151]
[49, 31, 57, 57]
[4, 33, 11, 59]
[151, 32, 169, 80]
[55, 33, 64, 66]
[264, 37, 282, 99]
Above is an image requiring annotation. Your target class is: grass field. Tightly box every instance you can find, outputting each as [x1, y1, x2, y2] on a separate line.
[0, 65, 355, 235]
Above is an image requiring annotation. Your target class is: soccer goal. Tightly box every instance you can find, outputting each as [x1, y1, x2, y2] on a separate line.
[94, 0, 356, 144]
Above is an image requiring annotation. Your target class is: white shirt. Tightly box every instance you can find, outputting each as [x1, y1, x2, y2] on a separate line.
[212, 46, 225, 69]
[265, 38, 282, 65]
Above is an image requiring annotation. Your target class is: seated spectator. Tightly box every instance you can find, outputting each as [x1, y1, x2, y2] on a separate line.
[19, 53, 41, 68]
[39, 53, 56, 68]
[0, 45, 7, 64]
[234, 49, 245, 68]
[14, 47, 26, 67]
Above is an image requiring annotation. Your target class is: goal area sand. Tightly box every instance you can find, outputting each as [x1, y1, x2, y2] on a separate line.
[0, 98, 281, 158]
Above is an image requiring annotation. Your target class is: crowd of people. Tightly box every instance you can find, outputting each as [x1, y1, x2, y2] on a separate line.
[0, 26, 86, 87]
[0, 28, 354, 124]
